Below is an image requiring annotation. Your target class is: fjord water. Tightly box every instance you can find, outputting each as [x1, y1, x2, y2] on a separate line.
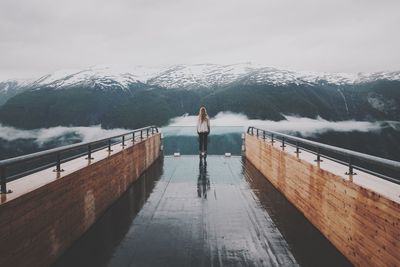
[52, 130, 352, 267]
[161, 126, 244, 155]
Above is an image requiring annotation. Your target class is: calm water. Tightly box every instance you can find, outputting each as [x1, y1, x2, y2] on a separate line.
[161, 126, 244, 155]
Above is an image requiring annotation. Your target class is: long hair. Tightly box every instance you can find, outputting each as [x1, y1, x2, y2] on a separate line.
[198, 106, 208, 123]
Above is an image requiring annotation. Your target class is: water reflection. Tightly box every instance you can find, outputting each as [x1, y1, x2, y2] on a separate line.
[162, 126, 243, 155]
[197, 158, 210, 199]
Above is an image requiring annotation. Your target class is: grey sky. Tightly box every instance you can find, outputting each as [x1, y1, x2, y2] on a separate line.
[1, 0, 399, 80]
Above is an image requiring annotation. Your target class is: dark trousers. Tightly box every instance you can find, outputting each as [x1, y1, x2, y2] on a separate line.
[198, 133, 208, 152]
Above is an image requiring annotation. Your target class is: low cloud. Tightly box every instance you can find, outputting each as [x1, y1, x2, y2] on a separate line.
[165, 112, 395, 136]
[0, 112, 398, 145]
[0, 124, 129, 146]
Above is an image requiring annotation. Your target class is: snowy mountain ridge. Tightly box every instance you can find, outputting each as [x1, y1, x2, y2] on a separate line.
[2, 63, 400, 92]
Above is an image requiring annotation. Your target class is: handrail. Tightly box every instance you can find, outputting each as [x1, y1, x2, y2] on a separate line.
[247, 126, 400, 184]
[0, 126, 159, 193]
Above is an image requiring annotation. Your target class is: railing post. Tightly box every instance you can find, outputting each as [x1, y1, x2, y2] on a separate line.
[122, 135, 126, 147]
[86, 144, 94, 160]
[146, 128, 149, 138]
[132, 132, 135, 144]
[55, 152, 64, 172]
[1, 166, 7, 194]
[107, 139, 113, 152]
[140, 130, 143, 141]
[280, 137, 286, 148]
[345, 157, 357, 175]
[251, 127, 254, 135]
[315, 147, 323, 162]
[256, 129, 259, 138]
[152, 128, 154, 134]
[263, 131, 266, 140]
[295, 142, 301, 154]
[271, 134, 275, 144]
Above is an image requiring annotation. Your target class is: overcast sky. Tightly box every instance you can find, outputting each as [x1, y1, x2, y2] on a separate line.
[1, 0, 399, 80]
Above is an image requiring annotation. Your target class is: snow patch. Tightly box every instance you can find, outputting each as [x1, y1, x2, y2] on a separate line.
[367, 94, 397, 113]
[2, 63, 400, 92]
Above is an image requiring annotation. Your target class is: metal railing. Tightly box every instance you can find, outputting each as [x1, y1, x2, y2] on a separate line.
[247, 126, 400, 184]
[0, 126, 159, 194]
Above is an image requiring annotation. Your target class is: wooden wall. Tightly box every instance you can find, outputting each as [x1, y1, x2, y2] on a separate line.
[245, 133, 400, 267]
[0, 134, 161, 267]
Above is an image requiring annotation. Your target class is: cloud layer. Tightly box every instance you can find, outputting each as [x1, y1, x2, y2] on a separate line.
[0, 124, 129, 146]
[164, 112, 391, 136]
[0, 112, 398, 145]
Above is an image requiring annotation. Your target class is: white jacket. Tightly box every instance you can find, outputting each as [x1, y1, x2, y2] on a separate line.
[197, 118, 210, 133]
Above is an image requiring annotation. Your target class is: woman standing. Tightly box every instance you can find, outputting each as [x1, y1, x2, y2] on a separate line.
[197, 106, 210, 157]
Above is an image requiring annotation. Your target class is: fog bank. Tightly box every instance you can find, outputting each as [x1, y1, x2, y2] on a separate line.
[164, 112, 394, 136]
[0, 124, 129, 146]
[0, 112, 398, 145]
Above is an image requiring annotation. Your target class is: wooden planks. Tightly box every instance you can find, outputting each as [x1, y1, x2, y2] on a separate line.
[245, 134, 400, 267]
[0, 134, 161, 267]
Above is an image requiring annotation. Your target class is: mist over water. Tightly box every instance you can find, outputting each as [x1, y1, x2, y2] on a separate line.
[162, 112, 400, 157]
[165, 112, 392, 136]
[0, 112, 397, 146]
[0, 124, 128, 146]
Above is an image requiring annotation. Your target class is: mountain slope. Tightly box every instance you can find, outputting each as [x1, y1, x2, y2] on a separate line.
[0, 64, 399, 129]
[0, 80, 30, 106]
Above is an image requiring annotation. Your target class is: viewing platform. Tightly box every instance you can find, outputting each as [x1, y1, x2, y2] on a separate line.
[0, 126, 399, 267]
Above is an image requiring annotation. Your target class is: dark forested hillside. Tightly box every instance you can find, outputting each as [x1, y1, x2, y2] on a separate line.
[0, 78, 399, 129]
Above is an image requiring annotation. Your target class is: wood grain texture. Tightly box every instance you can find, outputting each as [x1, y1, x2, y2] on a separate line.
[245, 134, 400, 267]
[0, 134, 161, 267]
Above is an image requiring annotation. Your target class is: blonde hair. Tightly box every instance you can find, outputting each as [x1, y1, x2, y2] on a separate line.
[198, 106, 208, 122]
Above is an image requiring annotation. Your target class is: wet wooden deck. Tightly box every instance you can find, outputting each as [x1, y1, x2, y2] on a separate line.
[109, 156, 298, 267]
[53, 156, 352, 267]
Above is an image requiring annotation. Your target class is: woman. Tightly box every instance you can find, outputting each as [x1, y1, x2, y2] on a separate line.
[197, 106, 210, 157]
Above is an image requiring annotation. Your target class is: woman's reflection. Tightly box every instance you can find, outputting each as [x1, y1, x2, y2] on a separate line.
[197, 158, 210, 199]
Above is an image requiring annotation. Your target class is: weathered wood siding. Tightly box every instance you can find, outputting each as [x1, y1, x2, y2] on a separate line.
[0, 134, 161, 267]
[245, 133, 400, 267]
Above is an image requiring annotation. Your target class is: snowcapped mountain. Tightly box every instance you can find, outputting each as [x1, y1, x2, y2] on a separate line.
[1, 62, 399, 131]
[146, 64, 253, 88]
[2, 63, 400, 93]
[0, 80, 33, 106]
[28, 67, 144, 91]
